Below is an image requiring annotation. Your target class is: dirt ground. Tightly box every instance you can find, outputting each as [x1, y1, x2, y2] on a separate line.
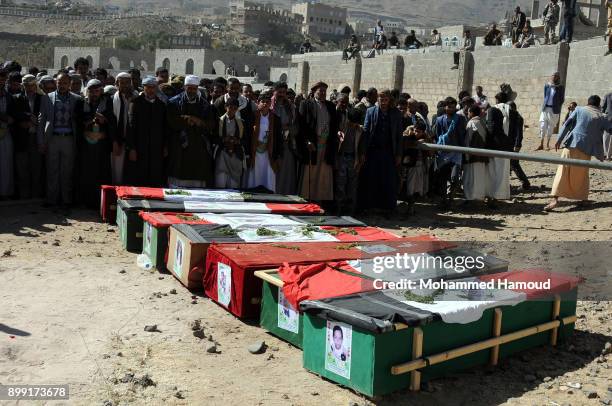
[1, 134, 611, 406]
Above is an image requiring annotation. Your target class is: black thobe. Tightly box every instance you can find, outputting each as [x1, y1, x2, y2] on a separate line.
[125, 95, 167, 187]
[358, 109, 398, 211]
[75, 96, 114, 208]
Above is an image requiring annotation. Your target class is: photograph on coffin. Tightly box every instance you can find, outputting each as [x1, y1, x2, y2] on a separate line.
[256, 246, 508, 349]
[299, 269, 582, 397]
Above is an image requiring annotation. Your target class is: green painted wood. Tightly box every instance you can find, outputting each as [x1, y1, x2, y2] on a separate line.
[260, 281, 303, 348]
[302, 290, 577, 396]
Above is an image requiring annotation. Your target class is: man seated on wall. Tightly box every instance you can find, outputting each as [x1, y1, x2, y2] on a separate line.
[483, 24, 503, 46]
[342, 35, 361, 62]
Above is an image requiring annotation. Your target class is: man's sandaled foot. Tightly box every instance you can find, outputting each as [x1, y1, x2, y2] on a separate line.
[544, 201, 558, 211]
[535, 145, 544, 151]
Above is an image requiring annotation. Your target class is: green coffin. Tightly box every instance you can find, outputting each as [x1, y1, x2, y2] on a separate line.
[260, 280, 304, 348]
[301, 289, 577, 397]
[141, 221, 168, 270]
[116, 203, 144, 253]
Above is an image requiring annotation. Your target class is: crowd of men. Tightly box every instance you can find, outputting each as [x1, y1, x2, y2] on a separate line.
[0, 56, 610, 216]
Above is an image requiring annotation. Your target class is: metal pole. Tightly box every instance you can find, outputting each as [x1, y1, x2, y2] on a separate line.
[416, 143, 612, 171]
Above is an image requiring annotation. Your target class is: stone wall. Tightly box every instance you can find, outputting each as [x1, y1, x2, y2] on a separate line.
[154, 48, 285, 80]
[202, 49, 284, 80]
[471, 43, 569, 125]
[361, 54, 401, 92]
[54, 47, 100, 70]
[565, 38, 612, 107]
[295, 52, 360, 95]
[154, 49, 206, 76]
[286, 44, 606, 126]
[99, 49, 155, 72]
[401, 51, 461, 115]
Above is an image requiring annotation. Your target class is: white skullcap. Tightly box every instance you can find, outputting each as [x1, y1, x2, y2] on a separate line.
[116, 72, 131, 80]
[184, 75, 200, 86]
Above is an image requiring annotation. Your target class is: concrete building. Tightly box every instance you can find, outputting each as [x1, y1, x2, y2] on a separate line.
[54, 46, 286, 80]
[291, 2, 347, 39]
[347, 19, 370, 35]
[168, 34, 211, 49]
[155, 48, 285, 80]
[229, 0, 303, 38]
[54, 47, 155, 72]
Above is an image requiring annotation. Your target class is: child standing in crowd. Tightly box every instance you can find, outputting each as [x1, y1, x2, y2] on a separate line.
[400, 121, 430, 214]
[248, 91, 281, 192]
[334, 108, 362, 216]
[462, 105, 489, 204]
[215, 97, 244, 189]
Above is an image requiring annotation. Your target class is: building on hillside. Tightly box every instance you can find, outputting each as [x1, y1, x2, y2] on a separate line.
[384, 20, 405, 33]
[229, 0, 303, 38]
[291, 2, 347, 39]
[347, 19, 370, 36]
[168, 34, 211, 49]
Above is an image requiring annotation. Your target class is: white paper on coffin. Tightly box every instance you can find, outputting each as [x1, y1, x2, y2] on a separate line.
[183, 201, 270, 212]
[381, 277, 527, 324]
[194, 213, 304, 228]
[162, 189, 242, 202]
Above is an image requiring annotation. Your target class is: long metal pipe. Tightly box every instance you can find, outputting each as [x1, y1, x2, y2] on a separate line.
[416, 143, 612, 171]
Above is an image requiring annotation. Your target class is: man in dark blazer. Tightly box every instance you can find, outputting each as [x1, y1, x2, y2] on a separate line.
[357, 89, 404, 214]
[297, 81, 339, 201]
[11, 74, 45, 198]
[38, 73, 81, 207]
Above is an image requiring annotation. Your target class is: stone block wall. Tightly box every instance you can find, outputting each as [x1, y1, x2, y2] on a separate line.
[401, 51, 461, 115]
[361, 54, 402, 92]
[565, 38, 612, 107]
[299, 52, 359, 95]
[54, 47, 100, 70]
[154, 49, 206, 76]
[471, 43, 569, 126]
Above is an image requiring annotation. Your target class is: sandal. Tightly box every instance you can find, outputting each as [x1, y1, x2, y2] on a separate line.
[543, 201, 558, 212]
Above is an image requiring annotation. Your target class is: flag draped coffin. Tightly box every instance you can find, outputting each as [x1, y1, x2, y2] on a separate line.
[203, 238, 455, 319]
[165, 216, 381, 289]
[299, 269, 581, 397]
[256, 248, 509, 348]
[142, 212, 363, 271]
[116, 199, 323, 252]
[115, 186, 306, 203]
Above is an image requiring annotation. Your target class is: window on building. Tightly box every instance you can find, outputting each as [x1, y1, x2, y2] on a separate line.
[185, 58, 194, 75]
[309, 16, 313, 22]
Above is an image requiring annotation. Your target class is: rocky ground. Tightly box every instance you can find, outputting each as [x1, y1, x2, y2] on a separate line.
[0, 134, 611, 405]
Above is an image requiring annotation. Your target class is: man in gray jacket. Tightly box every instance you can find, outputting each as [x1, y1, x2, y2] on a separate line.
[38, 73, 81, 207]
[543, 0, 561, 44]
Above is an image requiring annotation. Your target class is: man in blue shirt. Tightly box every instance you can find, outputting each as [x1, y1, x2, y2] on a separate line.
[545, 95, 612, 211]
[434, 97, 466, 208]
[537, 72, 565, 151]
